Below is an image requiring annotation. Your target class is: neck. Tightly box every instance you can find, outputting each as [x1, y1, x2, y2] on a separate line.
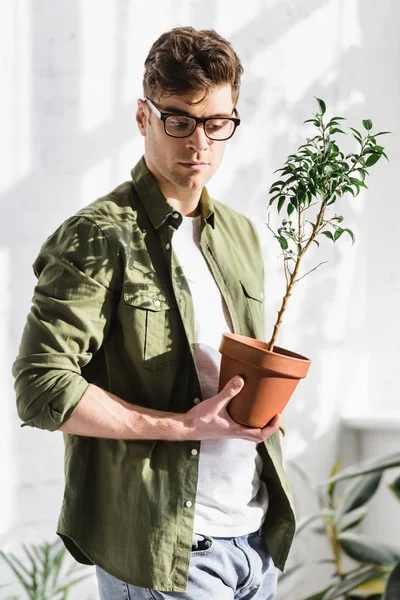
[156, 176, 202, 217]
[166, 196, 201, 217]
[145, 157, 202, 217]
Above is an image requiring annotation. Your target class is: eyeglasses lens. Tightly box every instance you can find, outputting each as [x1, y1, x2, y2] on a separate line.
[165, 116, 235, 140]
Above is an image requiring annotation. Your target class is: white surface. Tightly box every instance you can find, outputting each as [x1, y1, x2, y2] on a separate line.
[342, 413, 400, 430]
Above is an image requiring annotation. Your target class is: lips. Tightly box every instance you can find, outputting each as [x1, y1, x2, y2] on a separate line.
[179, 161, 209, 168]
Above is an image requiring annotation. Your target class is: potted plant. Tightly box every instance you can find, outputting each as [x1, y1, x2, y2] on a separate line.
[277, 450, 400, 599]
[0, 538, 92, 599]
[219, 98, 389, 427]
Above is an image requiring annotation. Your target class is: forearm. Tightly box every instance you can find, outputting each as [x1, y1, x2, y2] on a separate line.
[59, 383, 186, 441]
[58, 378, 281, 444]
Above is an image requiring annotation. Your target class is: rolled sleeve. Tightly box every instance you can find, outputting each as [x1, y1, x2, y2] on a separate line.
[13, 217, 117, 431]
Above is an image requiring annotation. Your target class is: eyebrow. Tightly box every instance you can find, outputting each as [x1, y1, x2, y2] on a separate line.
[160, 105, 234, 118]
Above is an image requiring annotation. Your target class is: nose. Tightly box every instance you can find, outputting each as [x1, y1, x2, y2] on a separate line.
[186, 123, 212, 152]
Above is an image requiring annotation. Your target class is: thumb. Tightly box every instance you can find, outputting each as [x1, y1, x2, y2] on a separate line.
[219, 376, 245, 404]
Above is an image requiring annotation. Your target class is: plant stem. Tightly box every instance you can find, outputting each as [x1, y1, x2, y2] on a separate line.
[267, 250, 303, 351]
[267, 199, 327, 351]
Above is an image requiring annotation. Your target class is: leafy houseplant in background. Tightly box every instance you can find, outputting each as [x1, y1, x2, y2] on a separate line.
[219, 98, 389, 427]
[277, 451, 400, 599]
[0, 538, 92, 600]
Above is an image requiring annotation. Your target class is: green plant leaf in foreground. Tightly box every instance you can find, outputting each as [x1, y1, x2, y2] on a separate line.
[337, 505, 368, 533]
[338, 532, 400, 567]
[326, 452, 400, 485]
[389, 474, 400, 501]
[383, 560, 400, 599]
[362, 119, 373, 130]
[336, 471, 382, 524]
[314, 96, 326, 115]
[303, 588, 334, 600]
[321, 565, 385, 600]
[0, 539, 92, 600]
[349, 577, 387, 597]
[277, 560, 335, 600]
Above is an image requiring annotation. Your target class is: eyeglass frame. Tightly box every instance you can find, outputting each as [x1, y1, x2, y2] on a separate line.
[143, 97, 241, 141]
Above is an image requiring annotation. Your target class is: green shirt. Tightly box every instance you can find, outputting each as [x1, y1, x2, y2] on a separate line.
[13, 157, 295, 592]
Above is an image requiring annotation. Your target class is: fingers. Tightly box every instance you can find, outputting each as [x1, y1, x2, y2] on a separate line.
[220, 376, 244, 400]
[260, 414, 281, 435]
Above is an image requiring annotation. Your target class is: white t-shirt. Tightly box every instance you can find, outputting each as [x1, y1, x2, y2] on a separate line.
[172, 215, 268, 536]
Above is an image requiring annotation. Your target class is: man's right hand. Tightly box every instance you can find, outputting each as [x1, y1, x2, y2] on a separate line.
[181, 377, 281, 443]
[59, 379, 280, 443]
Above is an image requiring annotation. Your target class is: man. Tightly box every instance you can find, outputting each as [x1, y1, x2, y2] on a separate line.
[13, 27, 295, 599]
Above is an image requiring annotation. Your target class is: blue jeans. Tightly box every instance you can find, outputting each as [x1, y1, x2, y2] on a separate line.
[96, 530, 278, 599]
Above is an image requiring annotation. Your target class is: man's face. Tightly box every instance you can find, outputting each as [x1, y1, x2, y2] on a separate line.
[136, 85, 235, 197]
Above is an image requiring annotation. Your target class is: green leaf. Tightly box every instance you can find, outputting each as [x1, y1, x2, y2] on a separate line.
[277, 196, 286, 213]
[343, 228, 355, 244]
[287, 203, 295, 217]
[328, 452, 400, 485]
[363, 119, 373, 130]
[278, 236, 288, 250]
[342, 185, 356, 196]
[389, 475, 400, 501]
[384, 561, 400, 599]
[355, 168, 367, 181]
[351, 577, 388, 597]
[304, 588, 334, 600]
[0, 551, 33, 594]
[349, 127, 363, 140]
[322, 566, 385, 600]
[333, 227, 344, 241]
[296, 513, 324, 536]
[373, 131, 391, 137]
[338, 532, 400, 566]
[320, 231, 335, 241]
[337, 505, 369, 532]
[365, 153, 381, 167]
[336, 471, 382, 524]
[288, 459, 318, 491]
[329, 128, 347, 135]
[314, 97, 326, 115]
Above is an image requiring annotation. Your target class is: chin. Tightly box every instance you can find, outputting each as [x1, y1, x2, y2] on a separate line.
[174, 174, 208, 191]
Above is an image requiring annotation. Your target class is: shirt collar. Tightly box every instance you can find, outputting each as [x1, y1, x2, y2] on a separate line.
[131, 157, 215, 230]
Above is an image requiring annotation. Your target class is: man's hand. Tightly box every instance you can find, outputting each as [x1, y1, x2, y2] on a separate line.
[181, 377, 281, 443]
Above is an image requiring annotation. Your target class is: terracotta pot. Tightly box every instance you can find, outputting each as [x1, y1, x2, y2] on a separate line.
[218, 333, 311, 428]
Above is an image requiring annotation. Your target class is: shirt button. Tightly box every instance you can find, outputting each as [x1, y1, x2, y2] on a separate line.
[154, 300, 161, 307]
[191, 449, 198, 456]
[165, 243, 171, 250]
[172, 212, 180, 219]
[193, 398, 200, 404]
[260, 292, 264, 299]
[185, 500, 192, 508]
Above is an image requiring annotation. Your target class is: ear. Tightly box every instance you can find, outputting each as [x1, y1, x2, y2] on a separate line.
[136, 100, 147, 137]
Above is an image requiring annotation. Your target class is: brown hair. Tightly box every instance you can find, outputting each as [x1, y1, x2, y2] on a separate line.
[143, 26, 243, 105]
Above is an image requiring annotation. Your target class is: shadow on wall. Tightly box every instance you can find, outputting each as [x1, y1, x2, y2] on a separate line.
[2, 0, 397, 596]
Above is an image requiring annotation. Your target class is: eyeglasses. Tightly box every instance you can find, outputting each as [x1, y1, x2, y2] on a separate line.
[144, 97, 240, 141]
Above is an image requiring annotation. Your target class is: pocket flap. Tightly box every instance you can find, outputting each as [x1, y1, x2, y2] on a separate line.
[240, 278, 264, 303]
[123, 282, 176, 311]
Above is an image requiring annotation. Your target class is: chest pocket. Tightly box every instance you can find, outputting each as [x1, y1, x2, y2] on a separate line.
[123, 282, 178, 370]
[240, 277, 265, 339]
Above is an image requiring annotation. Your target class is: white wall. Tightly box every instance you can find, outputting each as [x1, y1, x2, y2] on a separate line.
[1, 1, 399, 598]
